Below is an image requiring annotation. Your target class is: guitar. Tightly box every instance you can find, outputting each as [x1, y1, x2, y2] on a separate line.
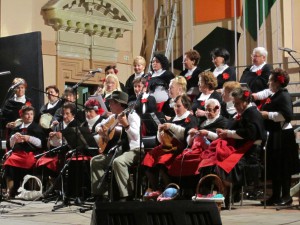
[150, 113, 186, 153]
[98, 104, 135, 154]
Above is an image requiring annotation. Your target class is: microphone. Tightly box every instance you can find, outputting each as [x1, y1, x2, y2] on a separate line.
[278, 47, 297, 53]
[0, 71, 11, 76]
[89, 68, 102, 74]
[9, 80, 24, 91]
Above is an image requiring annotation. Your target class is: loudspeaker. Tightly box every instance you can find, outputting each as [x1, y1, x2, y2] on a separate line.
[91, 200, 222, 225]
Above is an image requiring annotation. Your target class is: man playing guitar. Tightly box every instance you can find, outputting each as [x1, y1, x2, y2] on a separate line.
[90, 91, 142, 201]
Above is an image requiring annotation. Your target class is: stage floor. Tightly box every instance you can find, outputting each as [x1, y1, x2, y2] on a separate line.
[0, 198, 299, 225]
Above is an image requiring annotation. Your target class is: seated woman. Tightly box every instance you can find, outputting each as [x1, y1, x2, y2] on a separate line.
[142, 95, 197, 195]
[192, 71, 222, 125]
[198, 87, 266, 203]
[36, 103, 79, 177]
[128, 77, 156, 116]
[161, 76, 187, 118]
[3, 105, 45, 198]
[168, 98, 228, 179]
[220, 81, 241, 119]
[102, 73, 122, 112]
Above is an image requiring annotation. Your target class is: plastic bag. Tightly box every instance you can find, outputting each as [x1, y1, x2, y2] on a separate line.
[16, 175, 43, 201]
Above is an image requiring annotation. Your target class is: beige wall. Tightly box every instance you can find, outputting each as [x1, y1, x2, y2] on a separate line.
[1, 0, 300, 101]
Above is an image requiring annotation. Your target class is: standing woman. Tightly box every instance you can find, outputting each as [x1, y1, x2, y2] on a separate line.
[210, 47, 236, 91]
[3, 78, 32, 130]
[146, 53, 174, 111]
[180, 49, 202, 99]
[125, 56, 146, 99]
[260, 68, 300, 206]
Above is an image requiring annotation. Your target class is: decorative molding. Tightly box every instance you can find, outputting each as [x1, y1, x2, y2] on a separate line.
[42, 0, 136, 38]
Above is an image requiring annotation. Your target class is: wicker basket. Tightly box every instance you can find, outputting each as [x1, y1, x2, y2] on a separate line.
[192, 174, 225, 211]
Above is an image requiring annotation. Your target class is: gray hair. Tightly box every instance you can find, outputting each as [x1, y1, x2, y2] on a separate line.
[253, 47, 268, 58]
[205, 98, 221, 109]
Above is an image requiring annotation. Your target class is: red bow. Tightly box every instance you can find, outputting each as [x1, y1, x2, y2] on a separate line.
[256, 69, 262, 76]
[222, 73, 230, 80]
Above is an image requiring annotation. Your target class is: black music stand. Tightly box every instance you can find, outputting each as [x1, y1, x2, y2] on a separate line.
[45, 127, 97, 211]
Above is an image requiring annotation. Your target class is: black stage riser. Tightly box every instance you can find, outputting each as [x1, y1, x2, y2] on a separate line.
[91, 200, 222, 225]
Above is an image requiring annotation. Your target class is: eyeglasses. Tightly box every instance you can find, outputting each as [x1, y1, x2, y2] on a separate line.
[205, 108, 215, 112]
[251, 54, 262, 58]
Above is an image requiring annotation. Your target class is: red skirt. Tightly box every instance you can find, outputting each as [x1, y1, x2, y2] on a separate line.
[168, 136, 205, 176]
[4, 150, 36, 169]
[36, 155, 59, 172]
[142, 145, 176, 168]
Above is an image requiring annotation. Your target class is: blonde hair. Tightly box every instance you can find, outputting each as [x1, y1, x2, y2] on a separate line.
[171, 76, 187, 93]
[12, 77, 27, 88]
[102, 73, 121, 94]
[133, 56, 146, 67]
[223, 81, 241, 93]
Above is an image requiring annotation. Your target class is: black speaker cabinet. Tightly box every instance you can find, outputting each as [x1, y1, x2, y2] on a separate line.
[91, 200, 222, 225]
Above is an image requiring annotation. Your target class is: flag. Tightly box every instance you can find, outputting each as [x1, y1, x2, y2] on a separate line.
[245, 0, 277, 40]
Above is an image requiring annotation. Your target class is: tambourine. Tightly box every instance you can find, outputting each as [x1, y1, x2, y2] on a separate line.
[14, 119, 23, 127]
[39, 113, 53, 129]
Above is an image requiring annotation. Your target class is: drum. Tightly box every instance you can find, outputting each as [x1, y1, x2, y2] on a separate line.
[40, 113, 53, 129]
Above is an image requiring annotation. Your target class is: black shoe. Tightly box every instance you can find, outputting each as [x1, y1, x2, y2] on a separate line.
[261, 197, 281, 206]
[277, 197, 293, 206]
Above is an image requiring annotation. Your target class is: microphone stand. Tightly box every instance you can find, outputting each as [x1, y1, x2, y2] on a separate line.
[133, 92, 145, 200]
[70, 72, 96, 205]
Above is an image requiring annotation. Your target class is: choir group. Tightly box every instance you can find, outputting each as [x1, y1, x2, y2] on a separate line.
[1, 47, 299, 208]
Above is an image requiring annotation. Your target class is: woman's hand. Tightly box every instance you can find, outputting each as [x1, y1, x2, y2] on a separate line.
[188, 128, 199, 137]
[196, 108, 206, 117]
[260, 111, 269, 119]
[216, 128, 227, 139]
[158, 123, 171, 132]
[198, 129, 209, 136]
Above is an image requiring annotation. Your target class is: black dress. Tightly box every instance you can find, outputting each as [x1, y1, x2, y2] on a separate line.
[210, 66, 236, 90]
[180, 67, 202, 93]
[191, 91, 222, 125]
[240, 64, 272, 93]
[125, 73, 145, 100]
[2, 96, 32, 127]
[261, 89, 300, 199]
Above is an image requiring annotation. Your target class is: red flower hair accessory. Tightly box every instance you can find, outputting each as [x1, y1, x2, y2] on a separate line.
[25, 101, 32, 106]
[243, 90, 250, 98]
[256, 69, 262, 76]
[222, 73, 230, 80]
[18, 109, 23, 118]
[277, 75, 285, 84]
